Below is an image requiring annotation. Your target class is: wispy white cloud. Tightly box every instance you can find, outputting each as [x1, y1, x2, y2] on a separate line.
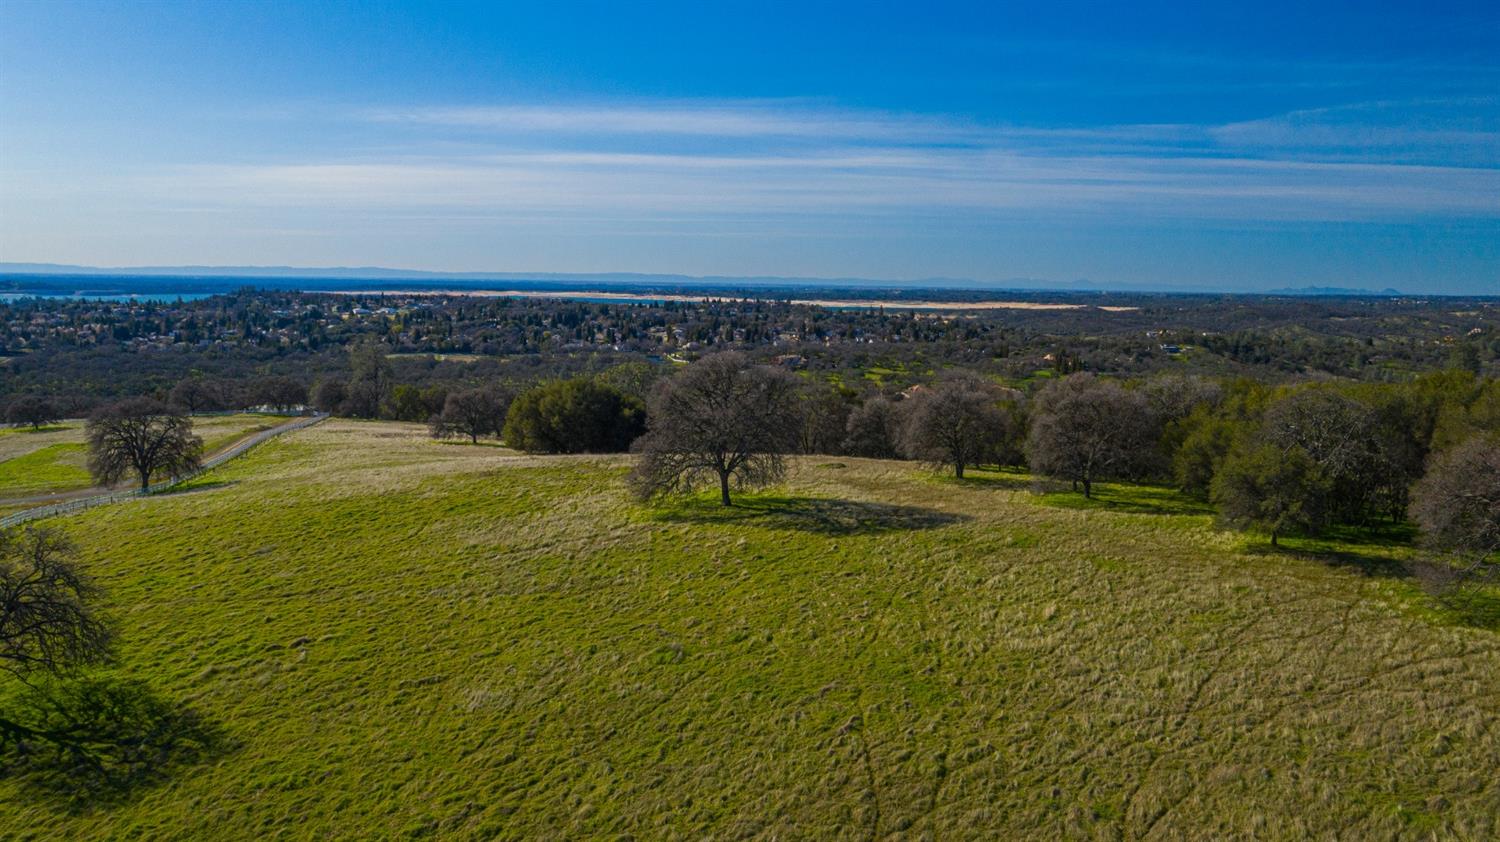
[355, 98, 1500, 166]
[22, 98, 1500, 229]
[360, 102, 974, 141]
[145, 145, 1500, 221]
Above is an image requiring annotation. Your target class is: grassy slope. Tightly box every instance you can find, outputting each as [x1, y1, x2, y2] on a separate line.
[0, 415, 281, 499]
[0, 443, 90, 495]
[3, 420, 1497, 839]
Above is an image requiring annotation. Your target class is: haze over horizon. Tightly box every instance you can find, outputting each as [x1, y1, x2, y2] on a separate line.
[2, 1, 1498, 295]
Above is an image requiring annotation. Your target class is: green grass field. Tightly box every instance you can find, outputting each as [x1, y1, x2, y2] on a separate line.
[0, 414, 283, 500]
[3, 420, 1497, 838]
[0, 442, 91, 496]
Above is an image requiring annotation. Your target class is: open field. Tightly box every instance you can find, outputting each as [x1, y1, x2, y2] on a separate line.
[3, 420, 1497, 838]
[0, 442, 89, 496]
[0, 414, 284, 500]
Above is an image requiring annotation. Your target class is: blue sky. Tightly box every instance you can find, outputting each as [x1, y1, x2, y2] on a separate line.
[1, 1, 1497, 292]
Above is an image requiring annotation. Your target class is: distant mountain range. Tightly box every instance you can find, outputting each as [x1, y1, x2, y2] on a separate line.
[1, 262, 1017, 289]
[0, 262, 1425, 297]
[1267, 285, 1406, 297]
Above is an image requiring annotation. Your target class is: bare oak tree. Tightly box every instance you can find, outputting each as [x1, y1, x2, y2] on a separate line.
[844, 396, 904, 459]
[629, 352, 802, 506]
[1410, 434, 1500, 585]
[899, 376, 1015, 478]
[1026, 373, 1157, 497]
[5, 395, 61, 430]
[86, 398, 203, 490]
[168, 378, 223, 414]
[430, 388, 511, 444]
[0, 527, 113, 746]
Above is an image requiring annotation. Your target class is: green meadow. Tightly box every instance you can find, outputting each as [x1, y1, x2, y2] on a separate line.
[0, 414, 283, 500]
[0, 443, 90, 496]
[3, 420, 1496, 839]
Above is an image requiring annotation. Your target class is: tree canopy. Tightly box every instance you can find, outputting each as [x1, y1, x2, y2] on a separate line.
[629, 352, 802, 506]
[502, 377, 644, 453]
[5, 395, 60, 430]
[1212, 444, 1332, 547]
[85, 398, 203, 490]
[1410, 434, 1500, 582]
[899, 377, 1016, 479]
[431, 388, 511, 444]
[1027, 374, 1157, 497]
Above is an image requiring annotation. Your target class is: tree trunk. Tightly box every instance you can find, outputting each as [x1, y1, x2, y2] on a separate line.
[1082, 478, 1092, 498]
[719, 471, 732, 507]
[470, 432, 477, 444]
[1271, 531, 1279, 548]
[954, 461, 964, 479]
[140, 471, 152, 491]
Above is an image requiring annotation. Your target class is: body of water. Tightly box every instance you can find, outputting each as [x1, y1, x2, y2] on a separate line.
[1, 292, 218, 303]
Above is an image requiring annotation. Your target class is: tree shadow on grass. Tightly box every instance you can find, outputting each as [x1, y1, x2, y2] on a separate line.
[1408, 560, 1500, 631]
[651, 495, 969, 536]
[1247, 535, 1500, 631]
[1248, 524, 1421, 580]
[0, 424, 71, 435]
[1245, 542, 1411, 580]
[1435, 588, 1500, 631]
[1, 676, 229, 811]
[940, 473, 1034, 493]
[154, 479, 238, 497]
[1036, 484, 1217, 517]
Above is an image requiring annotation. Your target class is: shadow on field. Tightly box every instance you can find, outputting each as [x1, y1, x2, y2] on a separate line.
[1257, 523, 1421, 580]
[1250, 530, 1500, 632]
[655, 496, 968, 536]
[1436, 589, 1500, 631]
[0, 677, 228, 811]
[1037, 485, 1216, 517]
[946, 473, 1033, 492]
[155, 479, 238, 497]
[1248, 543, 1410, 579]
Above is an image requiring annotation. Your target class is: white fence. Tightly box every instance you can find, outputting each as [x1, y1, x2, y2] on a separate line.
[0, 413, 327, 529]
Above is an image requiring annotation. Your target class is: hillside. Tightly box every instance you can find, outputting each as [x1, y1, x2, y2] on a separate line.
[3, 420, 1497, 838]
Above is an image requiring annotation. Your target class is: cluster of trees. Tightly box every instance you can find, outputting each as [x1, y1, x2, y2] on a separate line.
[1198, 379, 1498, 548]
[617, 356, 1496, 588]
[31, 338, 1497, 570]
[169, 375, 308, 414]
[394, 351, 1495, 564]
[20, 334, 1494, 583]
[419, 376, 646, 453]
[5, 394, 62, 430]
[622, 360, 1160, 505]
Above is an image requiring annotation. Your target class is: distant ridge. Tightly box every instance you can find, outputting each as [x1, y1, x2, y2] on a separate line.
[2, 262, 999, 289]
[0, 261, 1209, 293]
[1268, 285, 1406, 297]
[5, 264, 1472, 298]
